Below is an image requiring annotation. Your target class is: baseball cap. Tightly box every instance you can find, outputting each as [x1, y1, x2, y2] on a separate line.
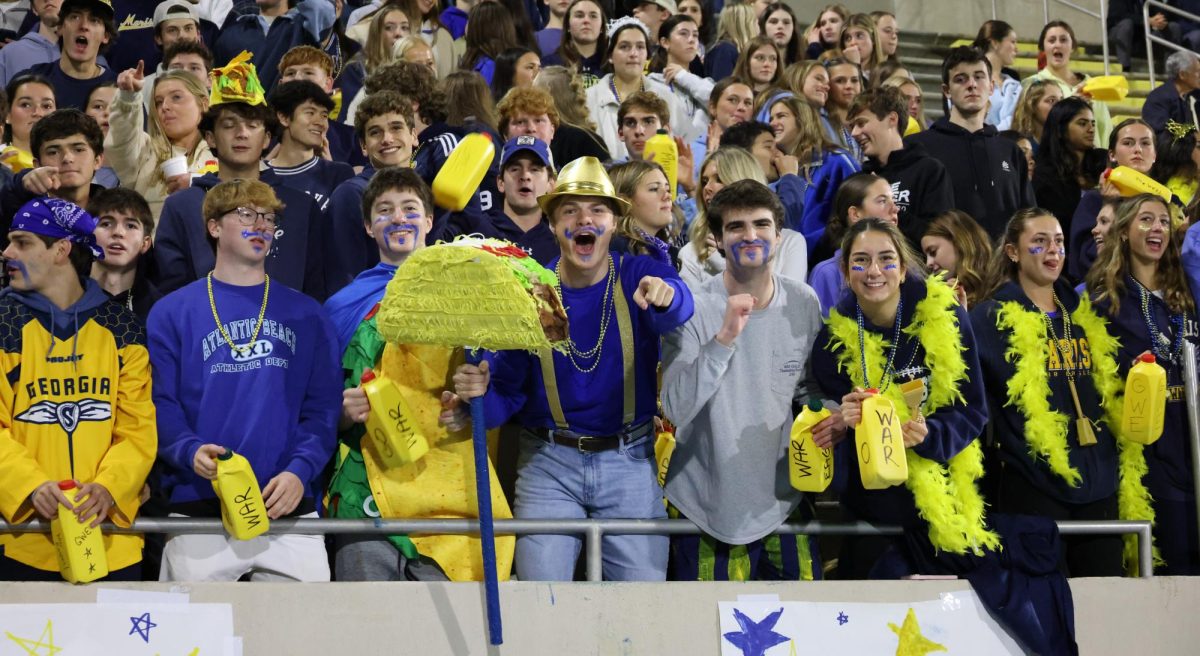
[59, 0, 114, 20]
[154, 1, 200, 27]
[500, 136, 555, 173]
[638, 0, 677, 13]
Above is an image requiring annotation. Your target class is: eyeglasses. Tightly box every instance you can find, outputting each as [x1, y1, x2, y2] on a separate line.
[226, 207, 278, 228]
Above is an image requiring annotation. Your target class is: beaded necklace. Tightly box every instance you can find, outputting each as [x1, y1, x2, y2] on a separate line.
[1129, 275, 1185, 363]
[555, 254, 616, 373]
[855, 296, 904, 393]
[609, 76, 644, 104]
[207, 273, 270, 357]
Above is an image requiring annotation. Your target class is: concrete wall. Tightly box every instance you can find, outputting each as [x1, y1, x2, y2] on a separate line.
[4, 577, 1198, 654]
[787, 0, 1106, 43]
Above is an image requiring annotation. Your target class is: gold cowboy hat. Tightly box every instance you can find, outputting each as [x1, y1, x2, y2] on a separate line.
[537, 156, 630, 215]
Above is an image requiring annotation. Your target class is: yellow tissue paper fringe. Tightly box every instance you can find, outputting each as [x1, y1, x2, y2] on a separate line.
[827, 276, 1000, 555]
[375, 243, 564, 352]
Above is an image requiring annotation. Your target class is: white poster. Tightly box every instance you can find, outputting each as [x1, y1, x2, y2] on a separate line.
[718, 592, 1025, 655]
[0, 603, 235, 655]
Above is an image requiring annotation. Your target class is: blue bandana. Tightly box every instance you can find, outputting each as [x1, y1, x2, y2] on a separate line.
[9, 197, 103, 259]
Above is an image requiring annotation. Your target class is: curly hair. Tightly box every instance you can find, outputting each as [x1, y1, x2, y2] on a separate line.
[366, 61, 447, 125]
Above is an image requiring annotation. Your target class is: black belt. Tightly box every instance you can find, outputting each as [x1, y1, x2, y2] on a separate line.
[530, 421, 653, 453]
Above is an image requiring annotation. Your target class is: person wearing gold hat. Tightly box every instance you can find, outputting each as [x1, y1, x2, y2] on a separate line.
[452, 156, 695, 581]
[152, 51, 328, 300]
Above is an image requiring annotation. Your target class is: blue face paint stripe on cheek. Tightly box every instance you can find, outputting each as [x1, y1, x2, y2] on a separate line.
[8, 260, 30, 279]
[1027, 246, 1045, 255]
[850, 265, 865, 272]
[883, 263, 898, 270]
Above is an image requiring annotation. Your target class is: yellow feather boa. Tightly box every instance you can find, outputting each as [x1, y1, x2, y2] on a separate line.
[995, 294, 1158, 573]
[827, 276, 1001, 555]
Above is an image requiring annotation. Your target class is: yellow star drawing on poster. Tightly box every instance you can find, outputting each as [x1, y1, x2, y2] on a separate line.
[888, 607, 947, 656]
[5, 619, 63, 656]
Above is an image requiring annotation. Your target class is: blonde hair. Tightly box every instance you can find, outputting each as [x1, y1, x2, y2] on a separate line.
[1087, 194, 1195, 316]
[840, 13, 885, 74]
[1012, 79, 1054, 140]
[391, 35, 432, 66]
[768, 95, 842, 181]
[149, 71, 209, 188]
[365, 4, 415, 74]
[688, 147, 766, 262]
[716, 3, 758, 52]
[881, 76, 927, 130]
[534, 65, 597, 132]
[610, 160, 681, 255]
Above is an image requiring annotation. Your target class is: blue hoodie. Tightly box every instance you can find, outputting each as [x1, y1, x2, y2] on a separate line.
[970, 280, 1119, 504]
[148, 275, 341, 513]
[811, 275, 988, 528]
[152, 172, 327, 300]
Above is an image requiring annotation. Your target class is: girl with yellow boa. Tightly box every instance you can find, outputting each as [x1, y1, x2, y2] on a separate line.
[1088, 195, 1198, 574]
[812, 218, 999, 579]
[971, 208, 1132, 576]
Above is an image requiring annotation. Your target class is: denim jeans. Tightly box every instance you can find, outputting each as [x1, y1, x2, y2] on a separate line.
[512, 430, 668, 581]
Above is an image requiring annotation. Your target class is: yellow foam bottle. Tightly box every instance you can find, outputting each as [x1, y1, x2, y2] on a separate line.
[212, 450, 270, 540]
[51, 481, 108, 583]
[1108, 166, 1173, 202]
[644, 129, 678, 192]
[1121, 353, 1167, 445]
[654, 428, 676, 488]
[789, 399, 833, 492]
[361, 369, 430, 466]
[1082, 75, 1129, 102]
[431, 132, 495, 211]
[855, 390, 908, 489]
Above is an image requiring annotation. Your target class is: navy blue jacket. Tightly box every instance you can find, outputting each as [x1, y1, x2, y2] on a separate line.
[151, 172, 327, 300]
[1141, 80, 1200, 138]
[1093, 282, 1199, 501]
[412, 121, 500, 235]
[971, 280, 1119, 505]
[324, 164, 376, 296]
[813, 275, 989, 529]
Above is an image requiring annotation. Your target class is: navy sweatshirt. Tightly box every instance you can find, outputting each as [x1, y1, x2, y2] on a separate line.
[970, 280, 1119, 505]
[436, 208, 559, 266]
[19, 61, 118, 112]
[213, 1, 335, 92]
[812, 275, 989, 528]
[324, 164, 376, 296]
[862, 143, 955, 251]
[151, 172, 327, 300]
[907, 118, 1034, 240]
[266, 155, 354, 213]
[412, 120, 500, 235]
[1093, 282, 1199, 502]
[148, 276, 341, 514]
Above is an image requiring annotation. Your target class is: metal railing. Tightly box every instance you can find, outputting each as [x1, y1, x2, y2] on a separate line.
[1144, 0, 1200, 87]
[0, 516, 1155, 580]
[1045, 0, 1112, 75]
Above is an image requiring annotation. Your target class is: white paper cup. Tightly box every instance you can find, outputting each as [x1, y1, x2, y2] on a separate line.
[161, 155, 188, 178]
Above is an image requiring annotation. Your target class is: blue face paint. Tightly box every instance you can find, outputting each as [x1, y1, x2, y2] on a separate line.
[240, 229, 273, 253]
[730, 239, 770, 266]
[850, 265, 865, 272]
[380, 215, 423, 252]
[564, 225, 607, 240]
[1056, 247, 1065, 256]
[6, 260, 29, 280]
[883, 263, 898, 270]
[1027, 246, 1045, 255]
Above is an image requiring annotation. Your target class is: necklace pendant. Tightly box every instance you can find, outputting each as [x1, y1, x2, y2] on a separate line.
[231, 343, 251, 358]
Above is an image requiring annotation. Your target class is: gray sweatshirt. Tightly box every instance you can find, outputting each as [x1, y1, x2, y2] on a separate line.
[661, 273, 824, 544]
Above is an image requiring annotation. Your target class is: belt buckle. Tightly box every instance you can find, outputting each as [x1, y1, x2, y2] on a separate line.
[576, 435, 597, 452]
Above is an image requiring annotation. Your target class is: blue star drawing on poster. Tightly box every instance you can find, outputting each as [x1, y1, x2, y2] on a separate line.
[723, 607, 789, 656]
[129, 612, 157, 643]
[836, 611, 849, 626]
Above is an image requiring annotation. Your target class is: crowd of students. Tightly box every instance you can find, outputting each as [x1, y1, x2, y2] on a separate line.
[0, 0, 1198, 597]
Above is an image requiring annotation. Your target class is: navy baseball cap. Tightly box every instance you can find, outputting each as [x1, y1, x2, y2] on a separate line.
[500, 136, 555, 174]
